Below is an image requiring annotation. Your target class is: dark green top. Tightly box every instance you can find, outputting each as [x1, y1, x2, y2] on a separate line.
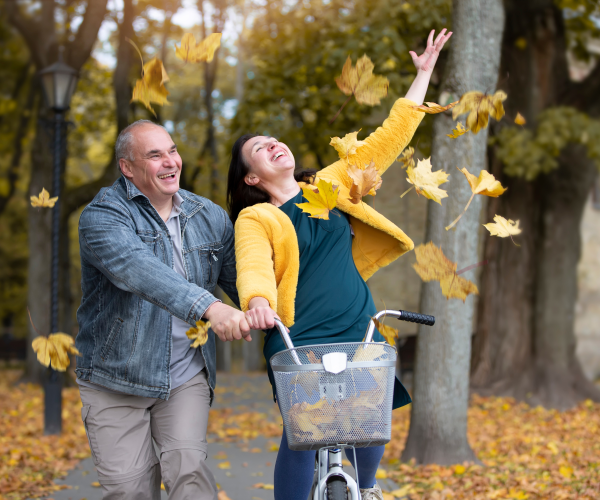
[263, 190, 411, 409]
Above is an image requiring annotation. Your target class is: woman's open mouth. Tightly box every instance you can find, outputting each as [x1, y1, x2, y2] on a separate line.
[272, 151, 286, 162]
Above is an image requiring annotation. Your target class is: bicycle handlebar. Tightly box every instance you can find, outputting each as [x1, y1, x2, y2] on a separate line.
[273, 309, 435, 362]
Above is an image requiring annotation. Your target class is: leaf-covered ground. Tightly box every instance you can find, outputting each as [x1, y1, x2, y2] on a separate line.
[1, 369, 599, 499]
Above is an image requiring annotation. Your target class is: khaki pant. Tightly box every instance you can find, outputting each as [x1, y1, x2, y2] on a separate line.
[79, 371, 217, 500]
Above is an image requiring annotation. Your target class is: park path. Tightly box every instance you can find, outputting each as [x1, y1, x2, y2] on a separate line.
[38, 372, 398, 500]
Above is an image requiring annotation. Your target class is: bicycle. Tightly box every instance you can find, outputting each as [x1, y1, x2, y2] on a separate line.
[270, 308, 435, 500]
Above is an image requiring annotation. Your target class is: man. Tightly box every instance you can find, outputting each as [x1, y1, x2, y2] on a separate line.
[75, 119, 250, 499]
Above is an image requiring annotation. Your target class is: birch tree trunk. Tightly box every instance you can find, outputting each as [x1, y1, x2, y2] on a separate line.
[401, 0, 504, 464]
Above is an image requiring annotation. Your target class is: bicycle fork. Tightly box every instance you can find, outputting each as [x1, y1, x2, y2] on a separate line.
[313, 448, 360, 500]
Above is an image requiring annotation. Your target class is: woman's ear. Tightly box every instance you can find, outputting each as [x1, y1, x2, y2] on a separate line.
[245, 174, 259, 186]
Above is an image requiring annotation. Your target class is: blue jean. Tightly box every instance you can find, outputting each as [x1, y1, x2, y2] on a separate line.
[273, 429, 385, 500]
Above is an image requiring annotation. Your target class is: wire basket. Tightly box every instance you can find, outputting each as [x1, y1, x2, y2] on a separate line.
[271, 342, 396, 451]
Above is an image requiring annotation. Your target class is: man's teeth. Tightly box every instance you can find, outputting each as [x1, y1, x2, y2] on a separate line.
[158, 173, 175, 179]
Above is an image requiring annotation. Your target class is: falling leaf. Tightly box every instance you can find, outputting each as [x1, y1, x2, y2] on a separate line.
[452, 90, 507, 134]
[445, 168, 507, 230]
[347, 160, 382, 204]
[483, 215, 522, 246]
[373, 318, 398, 346]
[295, 179, 339, 220]
[404, 157, 449, 205]
[330, 131, 366, 160]
[447, 122, 470, 139]
[31, 333, 81, 371]
[161, 482, 166, 490]
[217, 461, 231, 469]
[131, 57, 170, 117]
[411, 100, 458, 114]
[515, 112, 526, 125]
[413, 242, 479, 302]
[186, 319, 211, 348]
[335, 55, 389, 106]
[175, 33, 222, 63]
[397, 147, 415, 170]
[217, 491, 232, 500]
[30, 188, 58, 208]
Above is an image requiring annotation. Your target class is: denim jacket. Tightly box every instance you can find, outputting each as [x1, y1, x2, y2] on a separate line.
[75, 176, 238, 401]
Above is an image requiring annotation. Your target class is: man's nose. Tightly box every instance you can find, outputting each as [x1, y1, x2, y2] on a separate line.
[164, 153, 177, 167]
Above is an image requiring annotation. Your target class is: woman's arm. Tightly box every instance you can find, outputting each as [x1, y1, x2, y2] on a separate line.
[405, 29, 453, 105]
[317, 29, 452, 187]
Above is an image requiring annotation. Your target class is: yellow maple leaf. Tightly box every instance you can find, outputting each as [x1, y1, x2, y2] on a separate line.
[335, 55, 389, 106]
[446, 168, 508, 230]
[514, 112, 526, 125]
[413, 242, 479, 302]
[295, 179, 339, 220]
[131, 57, 170, 117]
[31, 333, 81, 371]
[175, 33, 222, 63]
[559, 465, 573, 479]
[373, 318, 398, 346]
[404, 157, 449, 205]
[454, 464, 466, 475]
[30, 188, 58, 208]
[329, 131, 366, 160]
[447, 122, 470, 139]
[347, 160, 382, 204]
[375, 468, 388, 479]
[483, 215, 522, 244]
[397, 147, 415, 170]
[390, 484, 414, 497]
[452, 90, 507, 134]
[186, 319, 212, 348]
[411, 100, 458, 114]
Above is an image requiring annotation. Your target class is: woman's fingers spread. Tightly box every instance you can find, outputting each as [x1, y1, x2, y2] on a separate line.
[433, 28, 447, 46]
[427, 29, 435, 47]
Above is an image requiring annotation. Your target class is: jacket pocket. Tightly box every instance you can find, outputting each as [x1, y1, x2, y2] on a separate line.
[136, 230, 164, 260]
[199, 244, 224, 290]
[100, 318, 124, 361]
[81, 404, 101, 466]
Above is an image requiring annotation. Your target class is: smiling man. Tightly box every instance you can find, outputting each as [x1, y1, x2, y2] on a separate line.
[75, 120, 249, 499]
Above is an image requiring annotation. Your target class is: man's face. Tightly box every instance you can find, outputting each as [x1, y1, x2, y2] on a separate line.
[120, 125, 182, 204]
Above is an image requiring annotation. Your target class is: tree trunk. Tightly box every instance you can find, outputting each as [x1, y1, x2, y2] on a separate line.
[401, 0, 504, 465]
[471, 0, 600, 410]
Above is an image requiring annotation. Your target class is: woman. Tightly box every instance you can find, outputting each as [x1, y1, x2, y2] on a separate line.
[227, 29, 452, 500]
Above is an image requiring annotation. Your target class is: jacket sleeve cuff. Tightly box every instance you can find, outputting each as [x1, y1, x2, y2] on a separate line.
[188, 294, 221, 325]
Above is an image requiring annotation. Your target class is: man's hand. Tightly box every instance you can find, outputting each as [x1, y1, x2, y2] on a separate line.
[204, 302, 252, 342]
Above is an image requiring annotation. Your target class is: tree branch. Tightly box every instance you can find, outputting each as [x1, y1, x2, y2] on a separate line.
[3, 0, 45, 68]
[66, 0, 109, 69]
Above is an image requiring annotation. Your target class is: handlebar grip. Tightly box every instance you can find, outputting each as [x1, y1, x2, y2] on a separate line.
[398, 310, 435, 326]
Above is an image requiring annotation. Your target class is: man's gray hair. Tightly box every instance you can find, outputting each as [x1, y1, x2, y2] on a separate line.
[115, 119, 168, 170]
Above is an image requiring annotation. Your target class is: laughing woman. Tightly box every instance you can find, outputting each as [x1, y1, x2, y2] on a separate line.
[227, 29, 452, 500]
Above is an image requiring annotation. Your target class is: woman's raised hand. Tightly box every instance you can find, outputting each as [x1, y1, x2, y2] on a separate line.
[409, 29, 453, 75]
[246, 297, 281, 331]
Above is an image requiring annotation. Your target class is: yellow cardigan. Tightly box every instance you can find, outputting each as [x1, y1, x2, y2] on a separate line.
[234, 98, 424, 327]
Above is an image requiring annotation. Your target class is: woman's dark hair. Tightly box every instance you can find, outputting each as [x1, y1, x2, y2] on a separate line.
[226, 133, 318, 223]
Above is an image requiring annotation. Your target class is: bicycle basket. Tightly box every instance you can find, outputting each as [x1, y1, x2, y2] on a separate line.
[270, 342, 396, 451]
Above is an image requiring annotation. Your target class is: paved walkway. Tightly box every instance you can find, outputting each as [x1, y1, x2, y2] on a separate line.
[40, 372, 398, 500]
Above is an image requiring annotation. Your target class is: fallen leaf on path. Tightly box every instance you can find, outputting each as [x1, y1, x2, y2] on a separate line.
[175, 33, 221, 63]
[30, 188, 58, 208]
[217, 491, 232, 500]
[186, 319, 211, 348]
[452, 90, 507, 133]
[31, 333, 81, 371]
[411, 100, 458, 114]
[295, 179, 339, 220]
[347, 160, 382, 204]
[446, 167, 507, 230]
[91, 481, 100, 487]
[375, 468, 388, 479]
[404, 157, 449, 205]
[253, 483, 275, 489]
[413, 242, 478, 301]
[217, 461, 231, 469]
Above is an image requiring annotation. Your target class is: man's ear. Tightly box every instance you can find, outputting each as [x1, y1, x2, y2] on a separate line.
[119, 159, 133, 178]
[244, 174, 259, 187]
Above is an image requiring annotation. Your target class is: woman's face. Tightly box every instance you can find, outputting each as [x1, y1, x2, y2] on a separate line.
[241, 136, 295, 187]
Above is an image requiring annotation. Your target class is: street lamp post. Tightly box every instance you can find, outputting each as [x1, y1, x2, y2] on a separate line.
[38, 51, 78, 435]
